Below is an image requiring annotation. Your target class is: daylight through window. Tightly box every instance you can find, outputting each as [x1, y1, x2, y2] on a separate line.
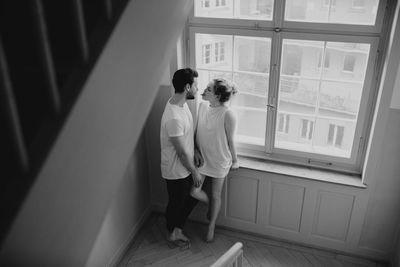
[190, 0, 386, 173]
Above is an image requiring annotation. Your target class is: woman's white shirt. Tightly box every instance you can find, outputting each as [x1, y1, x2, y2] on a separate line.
[197, 102, 232, 178]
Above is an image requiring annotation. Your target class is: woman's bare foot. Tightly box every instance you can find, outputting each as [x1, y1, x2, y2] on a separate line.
[206, 225, 215, 243]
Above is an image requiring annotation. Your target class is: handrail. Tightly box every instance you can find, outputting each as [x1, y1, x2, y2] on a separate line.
[210, 242, 243, 267]
[0, 0, 130, 247]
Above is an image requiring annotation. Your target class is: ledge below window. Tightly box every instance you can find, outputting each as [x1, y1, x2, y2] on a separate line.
[237, 155, 366, 188]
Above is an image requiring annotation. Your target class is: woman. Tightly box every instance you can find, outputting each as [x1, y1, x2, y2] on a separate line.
[191, 78, 239, 242]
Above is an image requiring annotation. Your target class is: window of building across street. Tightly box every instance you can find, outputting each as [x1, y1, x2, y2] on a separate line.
[189, 0, 389, 173]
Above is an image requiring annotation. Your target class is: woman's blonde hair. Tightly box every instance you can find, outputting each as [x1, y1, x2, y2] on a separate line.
[212, 78, 238, 103]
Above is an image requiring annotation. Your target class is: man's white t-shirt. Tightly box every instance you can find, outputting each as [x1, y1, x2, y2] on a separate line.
[160, 100, 194, 179]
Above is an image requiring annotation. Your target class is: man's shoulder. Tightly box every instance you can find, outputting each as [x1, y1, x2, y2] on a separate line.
[162, 106, 185, 124]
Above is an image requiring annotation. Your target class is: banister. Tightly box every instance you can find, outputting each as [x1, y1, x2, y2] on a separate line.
[210, 242, 243, 267]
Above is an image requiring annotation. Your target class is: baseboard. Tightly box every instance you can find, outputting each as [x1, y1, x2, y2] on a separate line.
[107, 206, 152, 267]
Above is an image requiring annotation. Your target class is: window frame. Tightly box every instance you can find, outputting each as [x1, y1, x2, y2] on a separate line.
[270, 32, 379, 170]
[283, 0, 386, 32]
[188, 0, 386, 174]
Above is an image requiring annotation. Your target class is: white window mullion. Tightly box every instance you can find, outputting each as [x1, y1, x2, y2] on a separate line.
[273, 0, 285, 28]
[265, 31, 281, 153]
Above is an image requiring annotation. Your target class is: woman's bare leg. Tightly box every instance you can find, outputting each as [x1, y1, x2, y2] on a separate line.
[206, 177, 225, 242]
[190, 174, 209, 203]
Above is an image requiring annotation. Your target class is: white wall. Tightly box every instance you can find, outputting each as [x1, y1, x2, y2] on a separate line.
[0, 0, 193, 266]
[390, 57, 400, 109]
[85, 131, 150, 267]
[393, 225, 400, 266]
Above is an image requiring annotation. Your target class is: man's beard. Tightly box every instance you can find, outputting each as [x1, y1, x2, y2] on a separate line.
[186, 92, 195, 100]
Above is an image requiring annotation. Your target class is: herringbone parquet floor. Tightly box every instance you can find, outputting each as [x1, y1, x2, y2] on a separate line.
[117, 214, 388, 267]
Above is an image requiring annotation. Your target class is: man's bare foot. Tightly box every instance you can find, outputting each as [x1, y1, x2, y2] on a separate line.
[168, 227, 189, 242]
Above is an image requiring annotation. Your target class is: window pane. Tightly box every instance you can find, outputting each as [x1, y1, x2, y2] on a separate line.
[275, 39, 370, 158]
[196, 34, 232, 71]
[285, 0, 379, 25]
[195, 0, 274, 20]
[195, 33, 271, 146]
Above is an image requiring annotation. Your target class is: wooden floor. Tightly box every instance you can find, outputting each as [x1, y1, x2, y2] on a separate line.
[117, 214, 388, 267]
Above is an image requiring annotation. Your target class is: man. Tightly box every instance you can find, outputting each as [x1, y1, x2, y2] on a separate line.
[160, 68, 202, 246]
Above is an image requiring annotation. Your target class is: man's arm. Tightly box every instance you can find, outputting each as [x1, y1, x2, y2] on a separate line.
[170, 135, 202, 187]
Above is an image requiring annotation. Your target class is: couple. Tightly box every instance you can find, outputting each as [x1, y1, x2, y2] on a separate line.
[160, 68, 239, 247]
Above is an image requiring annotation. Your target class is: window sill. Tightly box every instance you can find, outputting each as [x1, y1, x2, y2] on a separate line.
[237, 155, 366, 188]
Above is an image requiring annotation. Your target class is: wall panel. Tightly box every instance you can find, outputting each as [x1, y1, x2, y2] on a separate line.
[311, 191, 355, 242]
[267, 182, 305, 232]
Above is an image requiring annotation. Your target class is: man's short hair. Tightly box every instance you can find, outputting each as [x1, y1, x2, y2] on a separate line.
[172, 68, 198, 93]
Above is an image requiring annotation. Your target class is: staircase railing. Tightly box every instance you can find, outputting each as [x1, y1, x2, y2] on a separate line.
[210, 242, 243, 267]
[0, 0, 129, 245]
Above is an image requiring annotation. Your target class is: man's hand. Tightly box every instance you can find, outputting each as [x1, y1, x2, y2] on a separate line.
[231, 161, 239, 171]
[192, 171, 202, 188]
[194, 148, 204, 168]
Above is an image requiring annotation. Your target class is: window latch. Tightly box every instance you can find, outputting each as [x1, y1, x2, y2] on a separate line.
[267, 104, 276, 109]
[274, 27, 281, 33]
[308, 159, 333, 166]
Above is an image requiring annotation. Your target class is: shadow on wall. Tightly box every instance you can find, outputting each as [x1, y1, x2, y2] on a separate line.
[145, 85, 173, 209]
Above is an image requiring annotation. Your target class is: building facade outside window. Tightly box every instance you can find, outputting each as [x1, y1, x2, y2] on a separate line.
[201, 0, 210, 8]
[190, 0, 389, 173]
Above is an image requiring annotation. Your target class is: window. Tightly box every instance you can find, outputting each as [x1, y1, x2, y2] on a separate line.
[201, 0, 210, 8]
[343, 54, 356, 72]
[278, 113, 290, 134]
[191, 0, 387, 173]
[328, 124, 344, 147]
[352, 0, 365, 9]
[195, 0, 273, 20]
[202, 44, 211, 64]
[215, 0, 226, 7]
[214, 42, 225, 62]
[301, 119, 314, 140]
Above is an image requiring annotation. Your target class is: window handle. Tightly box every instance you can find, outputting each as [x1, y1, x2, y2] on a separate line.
[267, 104, 276, 109]
[268, 96, 276, 109]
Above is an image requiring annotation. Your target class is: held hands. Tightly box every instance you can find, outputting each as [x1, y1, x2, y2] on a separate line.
[192, 171, 202, 188]
[194, 148, 204, 168]
[192, 149, 203, 188]
[231, 161, 239, 171]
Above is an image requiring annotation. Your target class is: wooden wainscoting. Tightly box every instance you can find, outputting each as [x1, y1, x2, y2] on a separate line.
[188, 167, 384, 262]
